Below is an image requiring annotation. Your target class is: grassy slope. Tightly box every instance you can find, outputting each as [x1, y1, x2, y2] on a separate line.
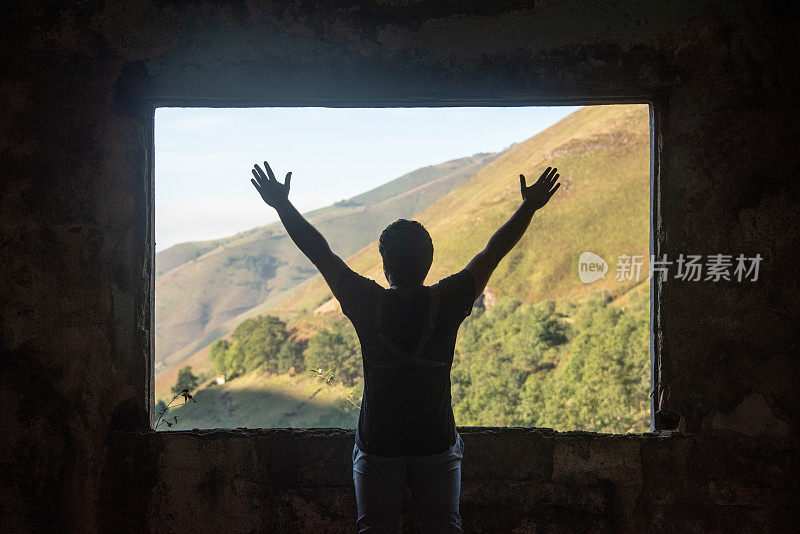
[270, 104, 651, 331]
[155, 153, 498, 372]
[162, 371, 359, 430]
[156, 241, 223, 276]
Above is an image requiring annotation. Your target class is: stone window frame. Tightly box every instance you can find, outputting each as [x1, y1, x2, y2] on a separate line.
[141, 97, 665, 433]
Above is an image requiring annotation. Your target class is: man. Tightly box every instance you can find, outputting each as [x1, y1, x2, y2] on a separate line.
[250, 162, 560, 532]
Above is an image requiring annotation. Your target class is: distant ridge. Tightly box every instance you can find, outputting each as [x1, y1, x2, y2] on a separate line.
[155, 152, 499, 372]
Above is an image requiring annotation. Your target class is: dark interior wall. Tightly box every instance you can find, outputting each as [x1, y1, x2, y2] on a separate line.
[1, 1, 798, 532]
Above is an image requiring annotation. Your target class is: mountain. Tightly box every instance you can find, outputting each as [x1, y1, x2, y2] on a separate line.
[158, 104, 652, 431]
[155, 153, 499, 373]
[267, 104, 651, 331]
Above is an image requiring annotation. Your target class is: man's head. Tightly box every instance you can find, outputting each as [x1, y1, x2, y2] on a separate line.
[379, 219, 434, 287]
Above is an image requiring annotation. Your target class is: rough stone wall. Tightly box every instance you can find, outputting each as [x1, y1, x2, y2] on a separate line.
[1, 1, 798, 532]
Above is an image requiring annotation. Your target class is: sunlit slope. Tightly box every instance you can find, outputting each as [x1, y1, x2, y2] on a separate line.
[155, 153, 498, 371]
[269, 105, 651, 328]
[163, 372, 359, 430]
[154, 337, 218, 403]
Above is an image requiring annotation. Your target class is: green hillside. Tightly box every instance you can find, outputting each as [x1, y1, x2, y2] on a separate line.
[163, 285, 650, 432]
[159, 104, 652, 432]
[155, 153, 498, 373]
[161, 372, 359, 430]
[270, 104, 651, 328]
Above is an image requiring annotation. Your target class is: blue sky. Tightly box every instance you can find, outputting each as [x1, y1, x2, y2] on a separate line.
[155, 106, 581, 251]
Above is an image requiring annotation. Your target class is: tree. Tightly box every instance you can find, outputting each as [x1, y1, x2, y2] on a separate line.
[172, 365, 199, 395]
[232, 315, 298, 374]
[210, 339, 238, 377]
[208, 316, 302, 379]
[451, 297, 568, 426]
[276, 341, 302, 374]
[306, 319, 361, 386]
[531, 292, 650, 433]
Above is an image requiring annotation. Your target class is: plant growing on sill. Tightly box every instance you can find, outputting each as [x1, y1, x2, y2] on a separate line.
[308, 367, 361, 409]
[154, 388, 197, 430]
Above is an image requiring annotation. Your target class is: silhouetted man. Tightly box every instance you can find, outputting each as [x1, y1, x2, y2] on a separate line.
[251, 161, 560, 533]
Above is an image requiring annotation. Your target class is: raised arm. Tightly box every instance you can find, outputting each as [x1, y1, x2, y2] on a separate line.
[465, 167, 561, 300]
[250, 161, 347, 288]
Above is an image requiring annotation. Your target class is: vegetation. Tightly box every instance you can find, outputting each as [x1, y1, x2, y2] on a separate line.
[308, 367, 362, 409]
[165, 372, 360, 429]
[334, 199, 362, 208]
[165, 286, 649, 432]
[305, 319, 361, 386]
[171, 365, 200, 395]
[154, 387, 197, 430]
[452, 287, 650, 432]
[209, 315, 302, 377]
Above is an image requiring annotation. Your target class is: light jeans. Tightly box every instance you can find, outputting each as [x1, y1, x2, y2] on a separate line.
[352, 433, 464, 533]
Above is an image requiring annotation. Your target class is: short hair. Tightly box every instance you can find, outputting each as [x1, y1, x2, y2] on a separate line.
[379, 219, 434, 287]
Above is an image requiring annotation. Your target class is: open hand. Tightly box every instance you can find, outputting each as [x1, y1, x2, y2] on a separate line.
[520, 167, 560, 211]
[251, 161, 291, 209]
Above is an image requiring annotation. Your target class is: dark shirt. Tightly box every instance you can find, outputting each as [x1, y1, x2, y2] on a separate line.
[332, 266, 476, 456]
